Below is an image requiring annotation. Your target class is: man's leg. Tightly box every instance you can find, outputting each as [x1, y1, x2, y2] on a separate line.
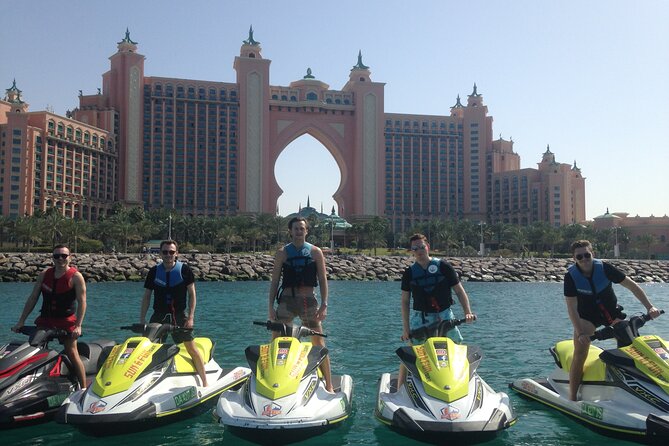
[184, 341, 208, 387]
[64, 338, 87, 389]
[569, 319, 595, 401]
[311, 334, 334, 392]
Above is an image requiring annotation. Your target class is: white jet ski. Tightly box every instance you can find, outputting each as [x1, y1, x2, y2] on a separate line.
[214, 321, 353, 443]
[510, 312, 669, 443]
[56, 323, 250, 434]
[376, 319, 516, 442]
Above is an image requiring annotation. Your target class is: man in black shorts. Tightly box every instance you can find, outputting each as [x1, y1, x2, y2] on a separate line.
[564, 239, 660, 400]
[140, 240, 208, 386]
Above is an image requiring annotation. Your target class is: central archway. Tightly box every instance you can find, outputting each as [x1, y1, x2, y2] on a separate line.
[274, 134, 341, 216]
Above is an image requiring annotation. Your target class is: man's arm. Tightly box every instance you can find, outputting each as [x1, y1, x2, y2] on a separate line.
[313, 247, 328, 320]
[13, 272, 45, 331]
[72, 272, 86, 338]
[268, 249, 285, 320]
[452, 282, 475, 322]
[400, 290, 411, 341]
[619, 277, 661, 318]
[139, 288, 152, 324]
[184, 282, 196, 328]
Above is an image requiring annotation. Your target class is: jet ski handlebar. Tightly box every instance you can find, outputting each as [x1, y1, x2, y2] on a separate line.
[16, 326, 69, 346]
[590, 310, 664, 347]
[409, 318, 469, 339]
[253, 320, 327, 339]
[121, 323, 192, 342]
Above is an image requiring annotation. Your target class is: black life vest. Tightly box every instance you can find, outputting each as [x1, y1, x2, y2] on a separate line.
[40, 267, 78, 318]
[281, 242, 318, 289]
[409, 258, 453, 312]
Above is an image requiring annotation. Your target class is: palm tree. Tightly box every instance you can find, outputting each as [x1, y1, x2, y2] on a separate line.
[365, 217, 389, 255]
[60, 218, 92, 253]
[637, 234, 656, 260]
[0, 215, 14, 248]
[505, 226, 529, 257]
[216, 223, 242, 253]
[41, 209, 65, 246]
[13, 216, 42, 252]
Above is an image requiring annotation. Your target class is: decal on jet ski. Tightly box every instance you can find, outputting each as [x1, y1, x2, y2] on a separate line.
[654, 348, 669, 361]
[406, 378, 429, 412]
[259, 345, 269, 377]
[87, 400, 107, 414]
[624, 346, 666, 380]
[124, 345, 158, 379]
[581, 402, 603, 420]
[440, 405, 460, 420]
[119, 348, 134, 364]
[47, 393, 67, 408]
[262, 402, 282, 417]
[277, 348, 288, 366]
[289, 345, 310, 378]
[435, 348, 448, 367]
[301, 377, 317, 405]
[415, 346, 432, 381]
[174, 386, 196, 407]
[519, 380, 538, 395]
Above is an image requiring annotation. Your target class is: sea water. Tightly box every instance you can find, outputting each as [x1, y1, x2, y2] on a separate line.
[2, 280, 668, 446]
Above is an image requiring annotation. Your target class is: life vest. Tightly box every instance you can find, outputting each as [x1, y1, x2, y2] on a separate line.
[40, 267, 78, 318]
[409, 258, 453, 312]
[280, 242, 318, 289]
[568, 259, 620, 325]
[152, 261, 188, 314]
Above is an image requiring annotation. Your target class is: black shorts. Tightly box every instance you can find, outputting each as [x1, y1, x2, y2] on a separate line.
[150, 312, 195, 343]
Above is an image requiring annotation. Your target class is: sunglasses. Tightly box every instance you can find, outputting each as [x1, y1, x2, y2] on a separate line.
[575, 252, 592, 261]
[410, 244, 427, 251]
[161, 250, 177, 255]
[52, 253, 70, 259]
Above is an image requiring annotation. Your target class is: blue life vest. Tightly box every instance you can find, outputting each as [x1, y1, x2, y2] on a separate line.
[153, 261, 187, 313]
[409, 258, 453, 312]
[281, 242, 318, 289]
[568, 259, 621, 325]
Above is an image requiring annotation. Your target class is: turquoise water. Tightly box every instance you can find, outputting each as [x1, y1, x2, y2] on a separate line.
[2, 280, 669, 445]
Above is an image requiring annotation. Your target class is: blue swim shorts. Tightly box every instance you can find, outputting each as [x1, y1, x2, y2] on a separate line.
[409, 308, 463, 343]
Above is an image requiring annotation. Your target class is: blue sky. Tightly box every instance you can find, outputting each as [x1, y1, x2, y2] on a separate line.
[2, 0, 668, 220]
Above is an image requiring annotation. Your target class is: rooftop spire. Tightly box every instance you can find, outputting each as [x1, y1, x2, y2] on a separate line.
[118, 28, 137, 45]
[243, 26, 260, 45]
[352, 50, 369, 70]
[452, 94, 463, 108]
[5, 79, 24, 104]
[303, 68, 315, 79]
[469, 83, 480, 97]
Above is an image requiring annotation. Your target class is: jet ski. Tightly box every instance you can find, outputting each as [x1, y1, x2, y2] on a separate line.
[510, 312, 669, 443]
[214, 320, 353, 443]
[0, 326, 115, 428]
[375, 319, 516, 442]
[57, 323, 251, 435]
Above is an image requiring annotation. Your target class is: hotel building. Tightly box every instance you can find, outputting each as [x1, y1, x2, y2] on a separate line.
[1, 29, 585, 230]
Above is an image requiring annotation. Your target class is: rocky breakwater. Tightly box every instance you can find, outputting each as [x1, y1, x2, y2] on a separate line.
[0, 252, 668, 283]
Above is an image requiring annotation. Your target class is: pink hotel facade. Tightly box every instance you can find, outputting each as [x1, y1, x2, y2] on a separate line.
[0, 29, 585, 231]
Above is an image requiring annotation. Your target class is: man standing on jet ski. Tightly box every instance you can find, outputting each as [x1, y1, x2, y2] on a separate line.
[564, 239, 661, 401]
[12, 244, 88, 390]
[398, 233, 476, 385]
[139, 240, 208, 387]
[268, 216, 333, 393]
